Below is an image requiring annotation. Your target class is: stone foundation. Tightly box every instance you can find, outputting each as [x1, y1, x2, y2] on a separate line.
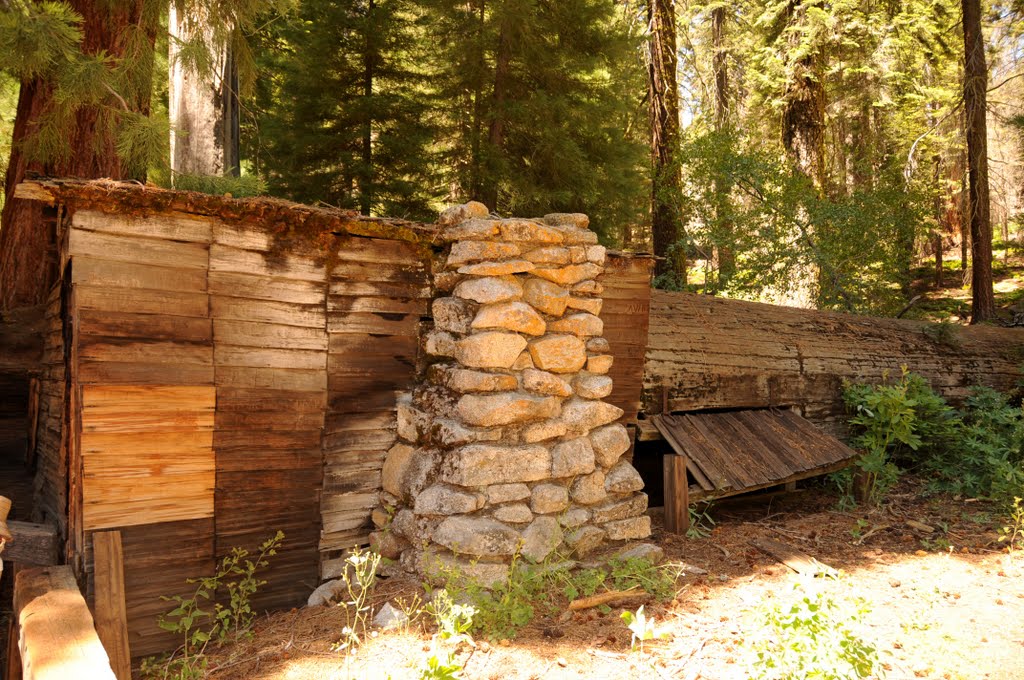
[372, 203, 650, 583]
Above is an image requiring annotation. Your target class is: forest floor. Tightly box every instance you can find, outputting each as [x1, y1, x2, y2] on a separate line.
[203, 477, 1024, 680]
[908, 242, 1024, 324]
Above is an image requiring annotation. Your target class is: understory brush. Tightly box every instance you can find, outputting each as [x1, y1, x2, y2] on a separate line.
[746, 575, 880, 680]
[431, 551, 680, 641]
[841, 370, 1024, 512]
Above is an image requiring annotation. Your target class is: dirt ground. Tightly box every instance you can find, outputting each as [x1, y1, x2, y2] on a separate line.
[200, 477, 1024, 680]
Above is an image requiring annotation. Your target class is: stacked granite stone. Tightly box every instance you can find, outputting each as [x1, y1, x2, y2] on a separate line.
[371, 202, 650, 584]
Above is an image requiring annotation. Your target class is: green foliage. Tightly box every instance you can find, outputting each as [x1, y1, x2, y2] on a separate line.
[923, 387, 1024, 504]
[687, 501, 717, 539]
[141, 531, 284, 680]
[247, 0, 438, 219]
[431, 550, 678, 641]
[418, 588, 476, 680]
[670, 130, 923, 313]
[843, 372, 1024, 510]
[168, 171, 266, 197]
[998, 496, 1024, 553]
[747, 576, 880, 680]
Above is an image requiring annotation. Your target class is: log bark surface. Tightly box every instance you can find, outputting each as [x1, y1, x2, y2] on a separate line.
[644, 290, 1023, 435]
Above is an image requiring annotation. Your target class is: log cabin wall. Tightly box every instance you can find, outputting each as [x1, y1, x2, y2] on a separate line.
[16, 179, 437, 657]
[643, 290, 1024, 436]
[15, 180, 653, 658]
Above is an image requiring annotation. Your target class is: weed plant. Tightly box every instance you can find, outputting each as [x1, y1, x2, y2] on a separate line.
[141, 531, 285, 680]
[747, 575, 880, 680]
[431, 551, 680, 641]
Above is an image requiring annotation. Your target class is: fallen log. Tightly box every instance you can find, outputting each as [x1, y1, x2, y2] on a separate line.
[644, 291, 1023, 436]
[568, 587, 649, 611]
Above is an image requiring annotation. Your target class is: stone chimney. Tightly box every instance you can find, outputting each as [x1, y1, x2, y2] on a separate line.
[372, 203, 650, 584]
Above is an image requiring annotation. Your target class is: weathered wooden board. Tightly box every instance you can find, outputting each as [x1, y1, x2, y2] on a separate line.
[320, 237, 429, 572]
[598, 252, 654, 427]
[644, 291, 1024, 435]
[4, 521, 59, 566]
[81, 518, 215, 658]
[15, 565, 116, 680]
[652, 409, 859, 502]
[71, 209, 214, 244]
[31, 286, 66, 536]
[80, 386, 215, 530]
[91, 531, 131, 680]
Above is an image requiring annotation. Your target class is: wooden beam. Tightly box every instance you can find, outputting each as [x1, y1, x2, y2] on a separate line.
[663, 454, 689, 534]
[4, 521, 60, 567]
[15, 565, 117, 680]
[92, 532, 131, 680]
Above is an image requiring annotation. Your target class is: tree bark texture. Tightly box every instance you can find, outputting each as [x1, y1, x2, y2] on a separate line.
[781, 56, 826, 190]
[169, 6, 240, 178]
[0, 1, 154, 311]
[644, 290, 1022, 437]
[961, 0, 995, 323]
[648, 0, 683, 279]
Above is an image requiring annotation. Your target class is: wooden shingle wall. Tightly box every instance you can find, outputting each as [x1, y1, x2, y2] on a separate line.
[209, 222, 328, 611]
[39, 196, 435, 657]
[68, 209, 217, 656]
[320, 237, 431, 579]
[598, 252, 654, 428]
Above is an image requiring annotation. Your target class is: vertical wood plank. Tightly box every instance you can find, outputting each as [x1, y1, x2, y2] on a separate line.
[92, 531, 130, 680]
[663, 454, 690, 534]
[5, 616, 22, 680]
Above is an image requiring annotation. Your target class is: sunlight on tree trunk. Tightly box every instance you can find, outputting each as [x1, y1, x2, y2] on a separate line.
[961, 0, 995, 323]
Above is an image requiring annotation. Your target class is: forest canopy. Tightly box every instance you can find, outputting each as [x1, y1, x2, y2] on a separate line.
[0, 0, 1022, 320]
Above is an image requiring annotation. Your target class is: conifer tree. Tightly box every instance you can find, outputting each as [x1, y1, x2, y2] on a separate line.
[249, 0, 437, 219]
[422, 0, 648, 241]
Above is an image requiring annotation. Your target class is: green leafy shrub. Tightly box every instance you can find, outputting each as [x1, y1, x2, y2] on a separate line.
[432, 551, 679, 641]
[843, 372, 1024, 510]
[141, 531, 284, 680]
[747, 576, 880, 680]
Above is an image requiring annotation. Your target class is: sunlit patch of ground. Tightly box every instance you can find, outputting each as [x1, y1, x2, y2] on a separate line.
[201, 478, 1024, 680]
[909, 247, 1024, 324]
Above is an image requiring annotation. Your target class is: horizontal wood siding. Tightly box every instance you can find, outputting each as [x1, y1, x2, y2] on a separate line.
[644, 290, 1024, 435]
[321, 238, 431, 578]
[598, 253, 654, 427]
[68, 209, 217, 659]
[210, 222, 327, 610]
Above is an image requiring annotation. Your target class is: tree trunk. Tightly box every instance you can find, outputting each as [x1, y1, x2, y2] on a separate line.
[480, 9, 512, 211]
[961, 0, 995, 323]
[360, 0, 376, 215]
[711, 5, 734, 286]
[648, 0, 683, 280]
[169, 7, 240, 178]
[0, 1, 154, 311]
[781, 55, 826, 190]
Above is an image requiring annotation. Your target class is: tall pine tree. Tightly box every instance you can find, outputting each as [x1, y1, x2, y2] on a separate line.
[248, 0, 437, 219]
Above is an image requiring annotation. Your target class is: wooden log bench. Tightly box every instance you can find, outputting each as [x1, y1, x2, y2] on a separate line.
[13, 565, 117, 680]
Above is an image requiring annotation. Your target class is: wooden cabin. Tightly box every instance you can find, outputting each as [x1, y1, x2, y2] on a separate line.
[5, 179, 653, 660]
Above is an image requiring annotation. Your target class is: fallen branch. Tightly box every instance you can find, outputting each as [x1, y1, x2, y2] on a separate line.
[854, 523, 891, 545]
[569, 587, 647, 611]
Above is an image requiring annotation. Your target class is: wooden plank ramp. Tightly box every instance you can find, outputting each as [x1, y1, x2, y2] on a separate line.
[652, 409, 859, 519]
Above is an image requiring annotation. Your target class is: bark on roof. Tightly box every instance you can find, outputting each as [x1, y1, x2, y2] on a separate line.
[14, 178, 439, 245]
